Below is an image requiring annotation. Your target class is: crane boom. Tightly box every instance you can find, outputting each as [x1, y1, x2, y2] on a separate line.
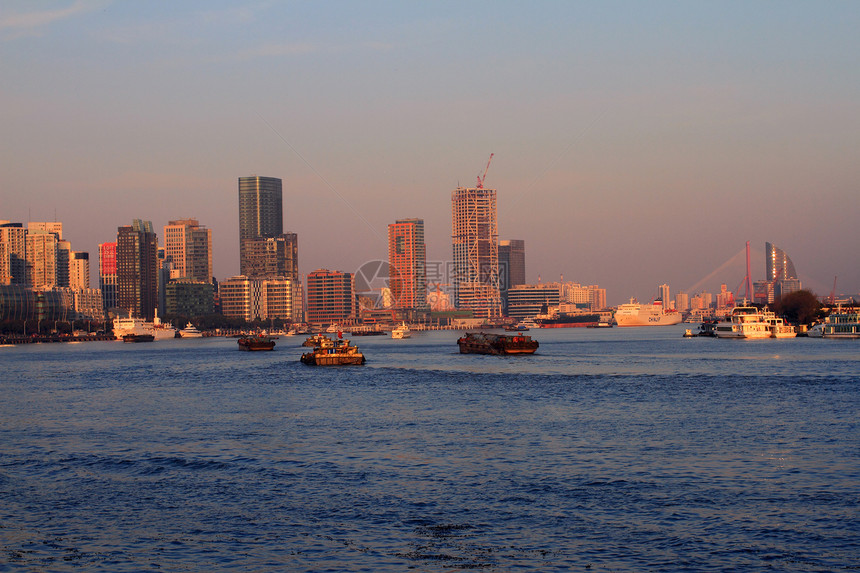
[476, 153, 494, 189]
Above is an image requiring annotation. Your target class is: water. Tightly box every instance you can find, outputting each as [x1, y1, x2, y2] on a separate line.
[1, 327, 858, 571]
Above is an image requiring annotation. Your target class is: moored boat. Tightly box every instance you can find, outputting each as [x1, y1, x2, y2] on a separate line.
[815, 309, 860, 338]
[300, 337, 366, 365]
[113, 316, 177, 340]
[457, 332, 539, 355]
[714, 305, 773, 339]
[123, 333, 154, 343]
[178, 322, 204, 338]
[238, 335, 276, 351]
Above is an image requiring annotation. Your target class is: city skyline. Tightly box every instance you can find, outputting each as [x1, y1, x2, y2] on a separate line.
[2, 2, 859, 304]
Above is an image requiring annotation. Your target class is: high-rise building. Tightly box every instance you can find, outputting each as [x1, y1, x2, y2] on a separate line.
[27, 221, 63, 239]
[116, 220, 158, 320]
[498, 239, 525, 316]
[99, 242, 117, 312]
[657, 284, 671, 308]
[220, 275, 302, 322]
[766, 242, 797, 281]
[0, 222, 27, 285]
[451, 187, 502, 318]
[387, 218, 427, 310]
[241, 233, 299, 280]
[25, 229, 58, 288]
[163, 219, 213, 283]
[239, 176, 283, 275]
[306, 269, 355, 326]
[507, 283, 561, 320]
[70, 252, 90, 290]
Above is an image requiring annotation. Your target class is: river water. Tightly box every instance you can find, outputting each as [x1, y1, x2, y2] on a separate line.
[1, 327, 858, 571]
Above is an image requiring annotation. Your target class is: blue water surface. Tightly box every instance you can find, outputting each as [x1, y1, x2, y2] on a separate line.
[1, 327, 858, 571]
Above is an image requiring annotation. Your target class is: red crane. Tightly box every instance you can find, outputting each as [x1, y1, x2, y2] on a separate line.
[476, 153, 494, 189]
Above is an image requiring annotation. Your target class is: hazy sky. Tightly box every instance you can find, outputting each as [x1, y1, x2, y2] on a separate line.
[3, 1, 859, 305]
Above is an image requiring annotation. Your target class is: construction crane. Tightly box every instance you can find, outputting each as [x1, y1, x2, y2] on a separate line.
[476, 153, 494, 189]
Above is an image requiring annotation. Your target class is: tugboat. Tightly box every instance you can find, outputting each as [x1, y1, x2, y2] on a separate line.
[456, 332, 539, 355]
[301, 336, 366, 365]
[238, 335, 276, 351]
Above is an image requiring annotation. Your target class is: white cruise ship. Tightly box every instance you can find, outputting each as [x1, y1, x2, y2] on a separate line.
[614, 299, 682, 327]
[713, 305, 772, 339]
[112, 316, 177, 340]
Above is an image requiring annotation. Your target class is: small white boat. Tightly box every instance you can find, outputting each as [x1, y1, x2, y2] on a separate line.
[391, 322, 411, 339]
[179, 322, 204, 338]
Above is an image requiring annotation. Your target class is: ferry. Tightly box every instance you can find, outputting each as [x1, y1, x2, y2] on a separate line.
[112, 316, 177, 340]
[614, 299, 682, 327]
[714, 305, 772, 339]
[391, 322, 412, 339]
[767, 316, 797, 338]
[808, 309, 860, 339]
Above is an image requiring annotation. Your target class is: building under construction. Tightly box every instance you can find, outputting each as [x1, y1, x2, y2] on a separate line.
[451, 186, 502, 319]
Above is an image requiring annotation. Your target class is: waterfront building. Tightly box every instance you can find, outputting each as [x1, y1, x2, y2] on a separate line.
[73, 288, 104, 321]
[559, 282, 606, 311]
[25, 229, 58, 288]
[306, 269, 355, 326]
[116, 220, 158, 320]
[99, 242, 117, 313]
[164, 280, 215, 318]
[498, 239, 525, 315]
[507, 283, 560, 321]
[675, 292, 690, 312]
[0, 222, 27, 285]
[239, 176, 283, 276]
[69, 252, 90, 290]
[242, 233, 299, 280]
[163, 219, 213, 283]
[451, 186, 502, 318]
[388, 218, 427, 310]
[219, 275, 301, 323]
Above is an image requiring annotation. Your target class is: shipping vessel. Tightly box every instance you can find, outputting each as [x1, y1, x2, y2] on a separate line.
[112, 316, 177, 340]
[613, 300, 682, 327]
[534, 313, 600, 328]
[456, 332, 539, 355]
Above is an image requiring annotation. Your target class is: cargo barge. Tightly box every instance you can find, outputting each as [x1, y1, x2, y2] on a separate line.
[457, 332, 539, 355]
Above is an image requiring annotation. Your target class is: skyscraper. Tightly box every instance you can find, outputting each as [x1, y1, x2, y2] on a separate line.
[451, 186, 502, 318]
[239, 176, 283, 275]
[99, 242, 117, 312]
[163, 218, 213, 283]
[765, 242, 797, 281]
[498, 239, 525, 316]
[25, 229, 58, 288]
[764, 242, 801, 300]
[0, 222, 27, 285]
[116, 220, 158, 320]
[387, 218, 427, 310]
[70, 252, 90, 290]
[241, 233, 299, 280]
[306, 269, 355, 325]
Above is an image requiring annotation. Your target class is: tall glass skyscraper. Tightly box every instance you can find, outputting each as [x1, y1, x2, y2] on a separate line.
[239, 176, 283, 276]
[765, 242, 797, 280]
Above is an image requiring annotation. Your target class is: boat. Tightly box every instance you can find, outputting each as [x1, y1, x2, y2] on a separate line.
[391, 322, 412, 339]
[300, 337, 366, 365]
[714, 305, 773, 339]
[123, 333, 154, 343]
[456, 332, 539, 355]
[812, 309, 860, 339]
[349, 328, 387, 336]
[534, 312, 600, 328]
[505, 323, 529, 331]
[302, 333, 332, 347]
[325, 324, 341, 334]
[238, 335, 276, 351]
[178, 322, 204, 338]
[614, 299, 682, 327]
[112, 316, 177, 340]
[767, 316, 797, 338]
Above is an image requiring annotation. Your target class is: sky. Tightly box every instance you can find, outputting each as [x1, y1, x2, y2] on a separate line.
[2, 1, 859, 305]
